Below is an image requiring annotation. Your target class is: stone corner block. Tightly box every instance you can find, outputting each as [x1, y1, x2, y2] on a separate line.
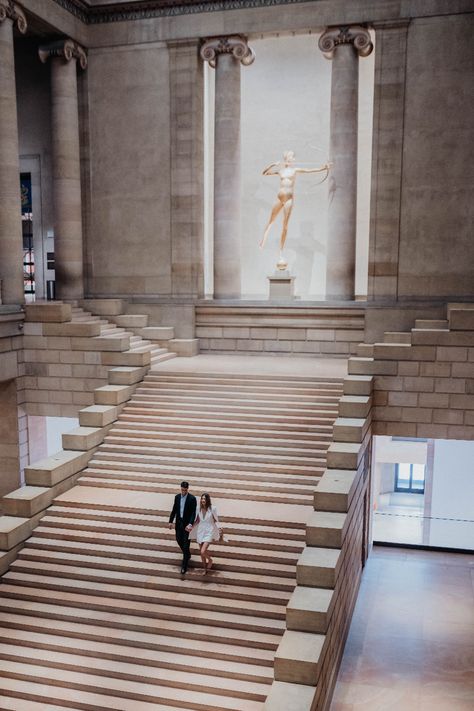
[168, 338, 199, 356]
[0, 516, 32, 551]
[306, 510, 347, 548]
[78, 404, 118, 428]
[24, 302, 72, 323]
[286, 585, 334, 633]
[297, 546, 342, 588]
[24, 449, 91, 487]
[274, 629, 325, 685]
[80, 298, 125, 316]
[2, 486, 51, 518]
[314, 469, 359, 513]
[263, 680, 315, 711]
[94, 384, 133, 405]
[108, 366, 148, 385]
[62, 426, 105, 451]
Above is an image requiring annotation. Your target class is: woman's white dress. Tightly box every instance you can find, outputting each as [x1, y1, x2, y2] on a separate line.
[192, 506, 220, 544]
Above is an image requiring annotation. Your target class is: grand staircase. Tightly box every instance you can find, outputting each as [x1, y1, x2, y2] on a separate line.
[0, 370, 344, 710]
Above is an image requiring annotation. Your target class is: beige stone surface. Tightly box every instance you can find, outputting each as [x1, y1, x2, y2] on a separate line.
[297, 546, 341, 588]
[78, 404, 118, 428]
[0, 515, 31, 550]
[314, 469, 358, 513]
[24, 303, 71, 323]
[263, 680, 315, 711]
[2, 485, 51, 517]
[286, 585, 334, 633]
[62, 426, 105, 451]
[94, 384, 134, 406]
[274, 629, 324, 684]
[24, 449, 91, 487]
[306, 510, 347, 548]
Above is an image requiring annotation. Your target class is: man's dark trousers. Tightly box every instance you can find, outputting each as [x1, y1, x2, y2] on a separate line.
[169, 492, 197, 572]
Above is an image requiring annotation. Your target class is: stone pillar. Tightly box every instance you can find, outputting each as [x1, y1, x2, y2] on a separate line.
[319, 26, 373, 300]
[168, 40, 204, 298]
[200, 36, 254, 299]
[39, 39, 87, 300]
[368, 20, 409, 301]
[0, 2, 27, 305]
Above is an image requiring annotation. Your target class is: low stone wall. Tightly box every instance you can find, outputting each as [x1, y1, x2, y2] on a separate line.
[196, 304, 365, 357]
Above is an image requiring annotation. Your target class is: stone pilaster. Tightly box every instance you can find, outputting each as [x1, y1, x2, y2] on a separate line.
[319, 26, 373, 300]
[201, 36, 255, 299]
[368, 20, 409, 301]
[168, 40, 204, 298]
[39, 39, 87, 300]
[0, 1, 27, 305]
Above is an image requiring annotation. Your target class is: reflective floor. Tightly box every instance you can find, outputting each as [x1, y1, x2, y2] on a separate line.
[330, 546, 474, 710]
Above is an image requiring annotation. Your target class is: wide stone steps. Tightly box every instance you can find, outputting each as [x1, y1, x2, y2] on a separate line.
[120, 410, 334, 434]
[123, 403, 336, 426]
[112, 421, 332, 447]
[0, 627, 273, 684]
[91, 446, 322, 475]
[0, 368, 343, 709]
[26, 529, 301, 570]
[85, 462, 321, 490]
[0, 657, 266, 710]
[100, 436, 326, 467]
[0, 611, 275, 665]
[1, 574, 287, 632]
[23, 534, 298, 580]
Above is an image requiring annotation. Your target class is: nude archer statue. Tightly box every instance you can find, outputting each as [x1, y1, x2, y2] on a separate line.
[260, 150, 330, 267]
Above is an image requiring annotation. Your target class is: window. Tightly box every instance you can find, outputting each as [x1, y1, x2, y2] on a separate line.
[394, 463, 425, 494]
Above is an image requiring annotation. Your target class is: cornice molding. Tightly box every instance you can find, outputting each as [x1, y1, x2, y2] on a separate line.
[51, 0, 319, 25]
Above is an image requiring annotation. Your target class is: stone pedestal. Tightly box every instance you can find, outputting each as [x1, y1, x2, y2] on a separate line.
[268, 271, 295, 300]
[0, 4, 27, 305]
[39, 40, 87, 300]
[201, 36, 254, 299]
[319, 26, 373, 300]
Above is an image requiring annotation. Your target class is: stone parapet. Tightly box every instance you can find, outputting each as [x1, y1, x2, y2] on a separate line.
[196, 304, 365, 357]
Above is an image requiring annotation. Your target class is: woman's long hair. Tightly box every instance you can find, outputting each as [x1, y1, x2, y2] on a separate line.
[200, 492, 212, 511]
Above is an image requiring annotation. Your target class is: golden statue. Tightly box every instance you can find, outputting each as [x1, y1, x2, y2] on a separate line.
[260, 150, 330, 270]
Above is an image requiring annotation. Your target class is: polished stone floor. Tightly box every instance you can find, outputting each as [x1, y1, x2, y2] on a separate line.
[331, 546, 474, 710]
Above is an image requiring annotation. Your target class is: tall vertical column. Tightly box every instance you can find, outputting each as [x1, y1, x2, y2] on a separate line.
[0, 1, 27, 305]
[319, 26, 373, 300]
[201, 36, 254, 299]
[39, 39, 87, 300]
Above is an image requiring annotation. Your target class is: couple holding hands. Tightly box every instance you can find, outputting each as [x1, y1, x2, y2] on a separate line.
[168, 481, 222, 575]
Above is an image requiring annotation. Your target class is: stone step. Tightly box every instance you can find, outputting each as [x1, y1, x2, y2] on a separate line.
[112, 422, 332, 447]
[1, 573, 287, 630]
[414, 319, 449, 329]
[150, 351, 177, 364]
[0, 657, 266, 709]
[133, 389, 340, 409]
[43, 506, 306, 544]
[90, 446, 322, 475]
[87, 459, 321, 487]
[0, 626, 273, 684]
[114, 315, 149, 329]
[119, 410, 334, 434]
[142, 379, 343, 397]
[383, 331, 412, 344]
[146, 372, 343, 385]
[27, 529, 301, 568]
[77, 475, 314, 506]
[101, 436, 325, 467]
[0, 592, 280, 650]
[11, 557, 293, 605]
[0, 611, 275, 665]
[108, 427, 329, 455]
[83, 467, 318, 501]
[138, 326, 175, 340]
[125, 402, 337, 424]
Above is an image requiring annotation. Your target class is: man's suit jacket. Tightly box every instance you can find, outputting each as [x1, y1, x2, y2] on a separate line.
[169, 493, 197, 528]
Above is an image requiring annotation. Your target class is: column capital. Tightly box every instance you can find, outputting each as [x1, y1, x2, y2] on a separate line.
[0, 0, 27, 33]
[200, 35, 255, 68]
[39, 38, 87, 70]
[319, 26, 373, 60]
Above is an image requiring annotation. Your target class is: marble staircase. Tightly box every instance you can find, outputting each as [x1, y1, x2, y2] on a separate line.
[0, 369, 344, 710]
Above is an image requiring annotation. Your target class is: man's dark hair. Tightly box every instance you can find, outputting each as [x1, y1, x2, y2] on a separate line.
[180, 481, 189, 489]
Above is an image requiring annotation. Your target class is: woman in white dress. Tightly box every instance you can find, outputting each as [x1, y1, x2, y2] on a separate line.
[190, 493, 221, 573]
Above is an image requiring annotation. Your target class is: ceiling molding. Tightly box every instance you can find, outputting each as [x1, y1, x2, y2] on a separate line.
[51, 0, 315, 25]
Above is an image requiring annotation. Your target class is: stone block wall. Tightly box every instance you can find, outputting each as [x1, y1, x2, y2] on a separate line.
[196, 305, 365, 357]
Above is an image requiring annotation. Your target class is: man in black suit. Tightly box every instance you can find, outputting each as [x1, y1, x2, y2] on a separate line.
[168, 481, 197, 574]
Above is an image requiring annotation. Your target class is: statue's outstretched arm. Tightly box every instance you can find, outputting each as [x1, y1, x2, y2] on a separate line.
[296, 163, 331, 175]
[262, 162, 280, 176]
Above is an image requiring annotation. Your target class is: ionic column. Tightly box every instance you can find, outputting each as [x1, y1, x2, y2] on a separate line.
[39, 39, 87, 300]
[201, 36, 254, 299]
[319, 26, 373, 300]
[0, 1, 27, 305]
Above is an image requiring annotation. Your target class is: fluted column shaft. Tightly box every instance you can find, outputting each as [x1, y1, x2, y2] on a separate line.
[319, 26, 373, 300]
[201, 36, 254, 299]
[40, 40, 87, 300]
[0, 3, 27, 304]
